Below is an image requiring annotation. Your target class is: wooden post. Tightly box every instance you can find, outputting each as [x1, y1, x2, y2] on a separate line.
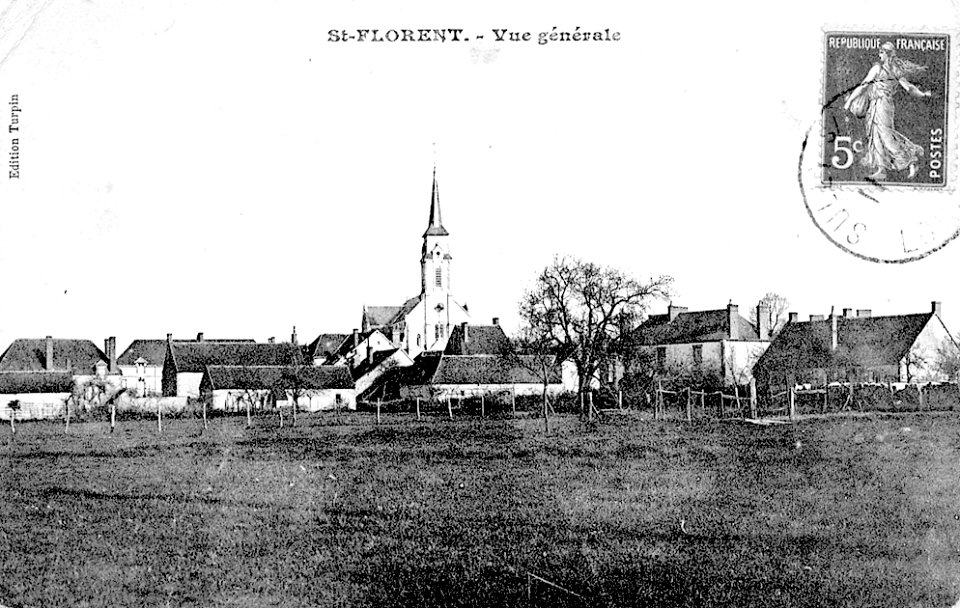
[110, 400, 117, 434]
[618, 389, 623, 412]
[202, 399, 208, 430]
[749, 379, 757, 419]
[480, 394, 485, 418]
[685, 387, 692, 422]
[918, 384, 924, 411]
[580, 391, 585, 419]
[246, 398, 252, 428]
[9, 413, 15, 435]
[278, 404, 283, 429]
[447, 395, 453, 420]
[700, 391, 705, 416]
[156, 399, 162, 434]
[65, 399, 70, 433]
[587, 392, 594, 421]
[416, 397, 421, 421]
[788, 387, 796, 420]
[376, 399, 382, 425]
[734, 386, 743, 419]
[511, 388, 516, 417]
[655, 381, 663, 420]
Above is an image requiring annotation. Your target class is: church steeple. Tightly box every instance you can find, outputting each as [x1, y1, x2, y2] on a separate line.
[423, 166, 449, 237]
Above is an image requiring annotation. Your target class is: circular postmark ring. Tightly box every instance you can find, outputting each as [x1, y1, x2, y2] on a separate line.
[799, 30, 960, 263]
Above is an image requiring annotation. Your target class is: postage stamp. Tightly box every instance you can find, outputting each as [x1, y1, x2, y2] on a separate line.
[798, 30, 960, 263]
[821, 32, 949, 187]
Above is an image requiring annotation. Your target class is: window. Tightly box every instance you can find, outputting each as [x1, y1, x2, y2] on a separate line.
[416, 334, 421, 346]
[335, 394, 343, 405]
[656, 347, 666, 370]
[692, 345, 703, 369]
[435, 268, 442, 287]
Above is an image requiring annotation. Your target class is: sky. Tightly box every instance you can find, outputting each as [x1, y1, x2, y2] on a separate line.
[0, 0, 958, 354]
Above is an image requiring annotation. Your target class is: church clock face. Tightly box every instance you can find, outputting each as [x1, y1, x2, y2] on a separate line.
[435, 303, 445, 312]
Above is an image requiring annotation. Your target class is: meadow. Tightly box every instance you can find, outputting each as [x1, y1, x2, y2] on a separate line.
[1, 411, 959, 607]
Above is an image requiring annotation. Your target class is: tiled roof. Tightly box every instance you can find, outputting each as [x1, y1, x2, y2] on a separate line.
[632, 309, 761, 345]
[444, 325, 512, 356]
[755, 313, 933, 372]
[400, 353, 561, 385]
[118, 338, 255, 366]
[0, 339, 107, 373]
[0, 371, 74, 394]
[304, 334, 350, 360]
[202, 365, 355, 391]
[364, 306, 402, 328]
[169, 343, 303, 373]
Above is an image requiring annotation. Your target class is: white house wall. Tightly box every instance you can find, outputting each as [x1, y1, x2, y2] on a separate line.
[118, 364, 163, 396]
[900, 317, 954, 382]
[400, 383, 564, 400]
[176, 372, 205, 398]
[0, 392, 70, 420]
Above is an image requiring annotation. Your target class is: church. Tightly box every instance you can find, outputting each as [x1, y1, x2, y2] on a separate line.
[361, 169, 471, 358]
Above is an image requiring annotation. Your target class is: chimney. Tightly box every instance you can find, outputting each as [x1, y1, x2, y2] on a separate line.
[352, 329, 359, 349]
[831, 310, 838, 351]
[788, 312, 798, 323]
[45, 336, 54, 371]
[857, 309, 872, 318]
[291, 326, 298, 345]
[810, 315, 825, 321]
[492, 317, 499, 326]
[166, 333, 173, 343]
[367, 343, 374, 365]
[843, 308, 853, 318]
[756, 302, 770, 340]
[196, 332, 204, 342]
[668, 304, 688, 322]
[461, 322, 469, 355]
[268, 337, 275, 344]
[727, 303, 740, 340]
[932, 301, 943, 317]
[105, 337, 117, 373]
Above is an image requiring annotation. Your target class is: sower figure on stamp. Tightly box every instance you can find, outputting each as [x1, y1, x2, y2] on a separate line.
[844, 41, 933, 180]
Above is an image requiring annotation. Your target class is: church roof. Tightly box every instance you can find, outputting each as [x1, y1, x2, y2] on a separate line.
[423, 168, 449, 237]
[364, 307, 402, 329]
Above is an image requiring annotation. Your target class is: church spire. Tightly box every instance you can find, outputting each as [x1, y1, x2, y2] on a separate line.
[423, 166, 449, 237]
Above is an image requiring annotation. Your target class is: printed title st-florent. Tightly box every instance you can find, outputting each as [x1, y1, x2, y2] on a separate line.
[327, 27, 621, 45]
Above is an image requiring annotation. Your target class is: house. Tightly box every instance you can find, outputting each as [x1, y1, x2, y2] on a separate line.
[325, 329, 397, 367]
[162, 340, 303, 398]
[0, 336, 119, 386]
[629, 302, 772, 386]
[350, 347, 414, 397]
[393, 352, 563, 400]
[0, 372, 74, 420]
[200, 365, 356, 412]
[303, 333, 350, 365]
[754, 302, 957, 392]
[361, 169, 471, 358]
[118, 333, 255, 396]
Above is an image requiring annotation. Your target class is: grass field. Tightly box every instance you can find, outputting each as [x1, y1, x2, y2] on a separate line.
[2, 412, 960, 607]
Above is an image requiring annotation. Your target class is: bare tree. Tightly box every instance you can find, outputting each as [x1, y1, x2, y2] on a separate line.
[512, 328, 558, 433]
[518, 255, 672, 421]
[749, 292, 791, 337]
[7, 399, 20, 435]
[936, 334, 960, 381]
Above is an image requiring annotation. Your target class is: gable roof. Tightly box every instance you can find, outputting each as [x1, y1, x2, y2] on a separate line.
[399, 353, 561, 385]
[755, 313, 933, 373]
[202, 365, 355, 391]
[0, 371, 74, 394]
[0, 339, 107, 373]
[304, 334, 350, 360]
[168, 342, 303, 373]
[350, 348, 403, 380]
[363, 296, 423, 330]
[444, 325, 512, 356]
[632, 309, 761, 345]
[118, 338, 255, 366]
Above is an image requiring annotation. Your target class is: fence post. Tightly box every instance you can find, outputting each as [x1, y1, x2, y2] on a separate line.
[416, 397, 421, 421]
[480, 393, 485, 418]
[512, 388, 516, 417]
[749, 379, 757, 419]
[65, 399, 70, 433]
[157, 399, 162, 434]
[700, 391, 705, 416]
[618, 389, 623, 411]
[655, 381, 663, 420]
[587, 392, 594, 421]
[447, 395, 453, 420]
[246, 399, 252, 428]
[685, 387, 692, 422]
[788, 387, 796, 420]
[376, 399, 382, 425]
[917, 384, 924, 410]
[110, 400, 117, 434]
[202, 399, 208, 430]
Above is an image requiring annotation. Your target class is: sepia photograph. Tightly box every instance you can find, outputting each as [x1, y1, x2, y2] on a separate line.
[1, 1, 960, 606]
